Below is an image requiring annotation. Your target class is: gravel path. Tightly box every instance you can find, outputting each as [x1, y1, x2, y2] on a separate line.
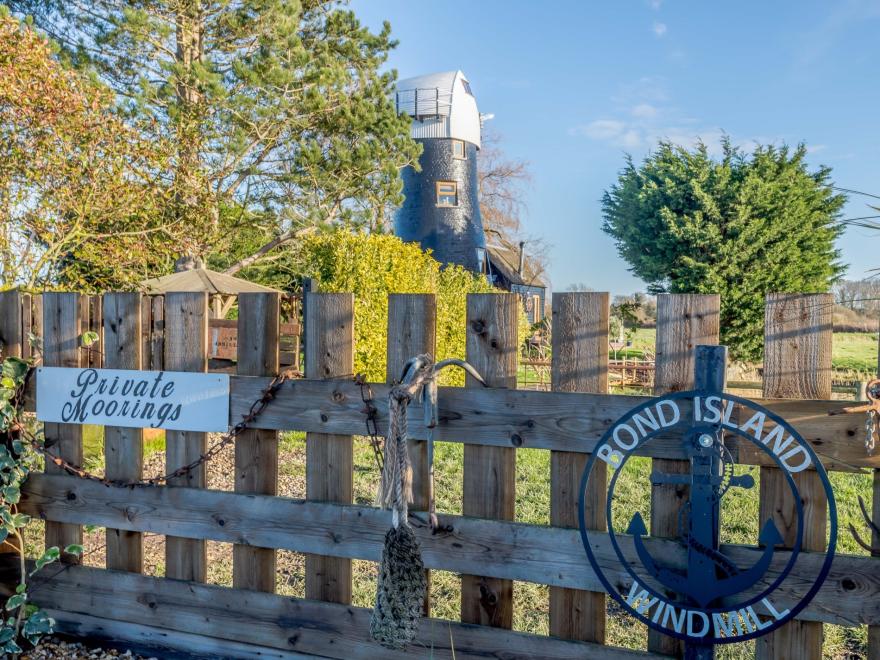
[23, 637, 155, 659]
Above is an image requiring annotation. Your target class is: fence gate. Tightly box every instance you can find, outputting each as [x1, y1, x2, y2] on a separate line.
[0, 289, 877, 659]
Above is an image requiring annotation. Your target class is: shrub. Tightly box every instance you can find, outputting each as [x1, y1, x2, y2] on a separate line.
[300, 231, 498, 385]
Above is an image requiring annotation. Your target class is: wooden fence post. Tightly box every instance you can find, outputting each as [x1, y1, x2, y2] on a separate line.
[871, 323, 880, 660]
[0, 290, 23, 359]
[103, 293, 143, 573]
[233, 292, 280, 593]
[304, 292, 354, 603]
[649, 293, 720, 656]
[756, 293, 831, 659]
[549, 292, 609, 643]
[386, 293, 436, 615]
[461, 293, 518, 628]
[43, 293, 84, 563]
[164, 292, 209, 582]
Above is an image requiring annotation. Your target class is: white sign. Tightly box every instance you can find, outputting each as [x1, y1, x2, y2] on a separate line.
[36, 367, 230, 433]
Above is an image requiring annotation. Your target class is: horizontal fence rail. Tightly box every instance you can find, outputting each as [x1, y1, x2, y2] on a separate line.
[0, 288, 877, 659]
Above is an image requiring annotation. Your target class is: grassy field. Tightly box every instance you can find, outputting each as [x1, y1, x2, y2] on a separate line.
[612, 328, 879, 376]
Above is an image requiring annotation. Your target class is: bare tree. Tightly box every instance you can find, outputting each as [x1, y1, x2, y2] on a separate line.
[478, 128, 550, 283]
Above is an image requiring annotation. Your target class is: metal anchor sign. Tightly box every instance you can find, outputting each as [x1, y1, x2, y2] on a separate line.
[578, 346, 837, 651]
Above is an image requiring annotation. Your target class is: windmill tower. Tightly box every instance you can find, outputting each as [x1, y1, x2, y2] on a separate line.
[393, 71, 487, 273]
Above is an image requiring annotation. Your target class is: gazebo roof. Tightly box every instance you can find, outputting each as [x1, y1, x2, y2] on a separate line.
[140, 268, 280, 295]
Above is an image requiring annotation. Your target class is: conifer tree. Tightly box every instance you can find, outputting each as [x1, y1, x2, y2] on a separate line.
[601, 139, 845, 361]
[10, 1, 420, 271]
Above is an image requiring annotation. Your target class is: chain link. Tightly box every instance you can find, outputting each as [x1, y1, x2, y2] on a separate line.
[355, 373, 384, 473]
[28, 368, 301, 488]
[866, 409, 876, 455]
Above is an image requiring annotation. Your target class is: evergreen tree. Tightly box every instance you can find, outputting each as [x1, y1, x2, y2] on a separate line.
[601, 139, 846, 361]
[9, 0, 420, 272]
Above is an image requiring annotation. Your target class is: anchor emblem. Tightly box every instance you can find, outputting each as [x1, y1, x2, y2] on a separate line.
[578, 345, 838, 649]
[625, 429, 784, 608]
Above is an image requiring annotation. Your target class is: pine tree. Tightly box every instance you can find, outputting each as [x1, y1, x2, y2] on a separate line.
[9, 1, 420, 272]
[601, 139, 846, 361]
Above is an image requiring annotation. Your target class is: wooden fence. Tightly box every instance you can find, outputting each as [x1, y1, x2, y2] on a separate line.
[0, 289, 879, 659]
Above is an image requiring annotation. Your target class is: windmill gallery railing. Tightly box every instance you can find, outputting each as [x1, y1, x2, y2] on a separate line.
[0, 289, 878, 659]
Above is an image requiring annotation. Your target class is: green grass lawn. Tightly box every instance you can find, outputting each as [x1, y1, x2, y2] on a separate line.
[610, 328, 879, 377]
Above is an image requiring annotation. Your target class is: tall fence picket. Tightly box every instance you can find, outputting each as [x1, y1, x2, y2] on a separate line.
[386, 293, 436, 614]
[233, 292, 280, 592]
[43, 292, 84, 564]
[103, 293, 144, 573]
[304, 292, 354, 603]
[649, 293, 720, 656]
[756, 293, 832, 659]
[461, 293, 518, 628]
[549, 291, 609, 643]
[0, 290, 23, 359]
[164, 292, 209, 581]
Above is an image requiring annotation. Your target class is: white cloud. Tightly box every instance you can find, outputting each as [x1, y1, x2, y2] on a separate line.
[652, 22, 667, 37]
[631, 103, 658, 118]
[649, 0, 663, 9]
[574, 119, 627, 140]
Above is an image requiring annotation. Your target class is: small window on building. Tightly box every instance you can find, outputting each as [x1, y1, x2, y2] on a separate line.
[436, 181, 458, 207]
[462, 80, 473, 96]
[452, 139, 466, 159]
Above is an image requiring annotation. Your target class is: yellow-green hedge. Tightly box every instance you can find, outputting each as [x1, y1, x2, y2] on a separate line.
[301, 231, 499, 385]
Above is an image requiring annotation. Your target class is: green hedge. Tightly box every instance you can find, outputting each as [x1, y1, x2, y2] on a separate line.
[301, 231, 500, 385]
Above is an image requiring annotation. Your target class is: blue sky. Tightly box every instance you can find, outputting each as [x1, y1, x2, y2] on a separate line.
[351, 0, 880, 295]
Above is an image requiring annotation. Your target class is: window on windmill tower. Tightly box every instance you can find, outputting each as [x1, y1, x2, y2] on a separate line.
[436, 181, 458, 207]
[452, 139, 466, 159]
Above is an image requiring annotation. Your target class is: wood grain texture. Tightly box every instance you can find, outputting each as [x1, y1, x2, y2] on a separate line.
[756, 293, 831, 660]
[549, 292, 608, 643]
[42, 292, 83, 563]
[649, 293, 720, 656]
[461, 293, 518, 629]
[163, 292, 209, 582]
[19, 473, 880, 628]
[219, 376, 878, 469]
[33, 564, 658, 660]
[233, 292, 280, 593]
[102, 293, 143, 573]
[0, 290, 22, 358]
[49, 610, 311, 660]
[304, 292, 354, 604]
[386, 293, 435, 614]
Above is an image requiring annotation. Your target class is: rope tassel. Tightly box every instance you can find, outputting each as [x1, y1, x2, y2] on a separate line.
[370, 354, 487, 650]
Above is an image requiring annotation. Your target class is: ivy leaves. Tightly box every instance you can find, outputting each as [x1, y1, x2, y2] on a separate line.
[0, 354, 84, 654]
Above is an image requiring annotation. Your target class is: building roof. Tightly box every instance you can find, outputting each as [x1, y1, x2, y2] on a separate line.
[487, 241, 546, 288]
[394, 70, 482, 148]
[140, 268, 280, 295]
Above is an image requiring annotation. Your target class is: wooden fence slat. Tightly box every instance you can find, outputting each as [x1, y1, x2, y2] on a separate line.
[43, 292, 84, 563]
[20, 293, 33, 361]
[233, 292, 280, 593]
[20, 474, 880, 628]
[549, 291, 608, 643]
[386, 293, 436, 615]
[304, 292, 354, 604]
[103, 293, 143, 573]
[0, 290, 23, 359]
[756, 293, 832, 660]
[649, 293, 719, 656]
[461, 293, 518, 628]
[34, 563, 661, 660]
[20, 371, 877, 469]
[164, 292, 209, 582]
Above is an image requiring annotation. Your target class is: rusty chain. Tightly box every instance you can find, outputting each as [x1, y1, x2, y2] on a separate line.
[355, 373, 385, 473]
[24, 368, 301, 488]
